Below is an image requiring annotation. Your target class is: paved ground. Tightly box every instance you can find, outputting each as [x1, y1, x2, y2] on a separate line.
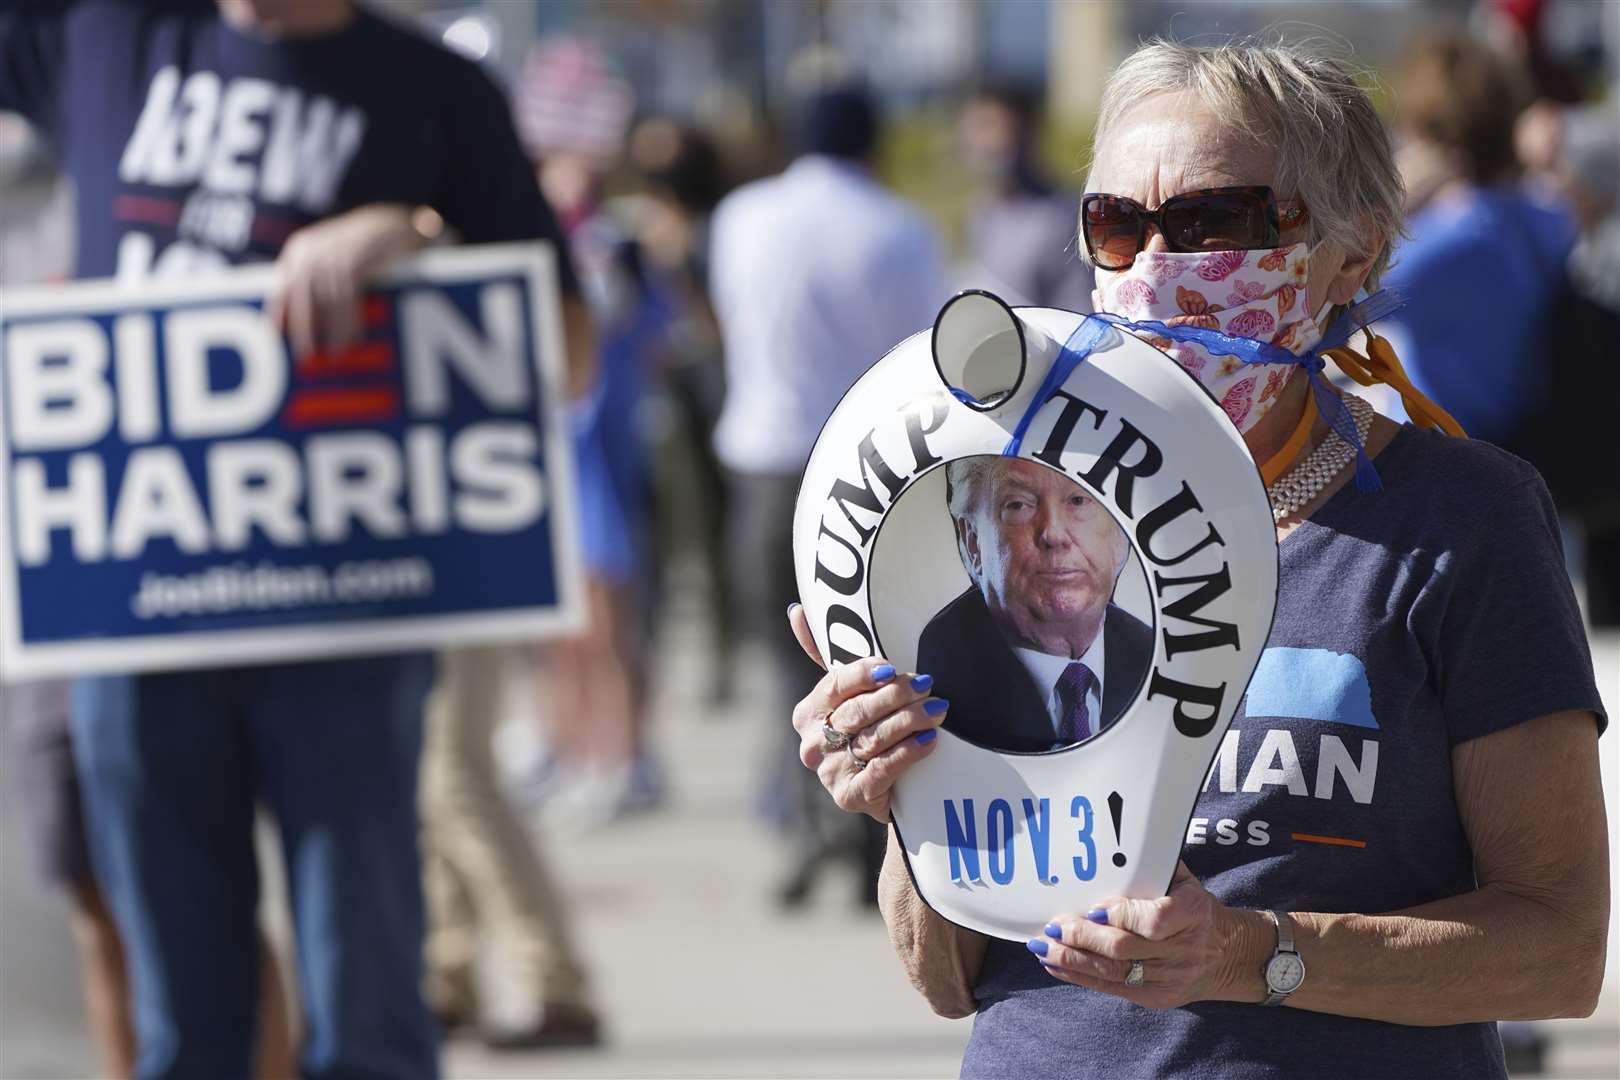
[3, 575, 1617, 1079]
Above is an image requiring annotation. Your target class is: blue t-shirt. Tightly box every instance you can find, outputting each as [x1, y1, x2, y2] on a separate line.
[962, 426, 1606, 1080]
[0, 0, 577, 286]
[1380, 188, 1575, 444]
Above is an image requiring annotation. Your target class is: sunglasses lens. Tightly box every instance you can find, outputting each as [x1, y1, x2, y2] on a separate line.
[1162, 193, 1270, 250]
[1083, 198, 1139, 270]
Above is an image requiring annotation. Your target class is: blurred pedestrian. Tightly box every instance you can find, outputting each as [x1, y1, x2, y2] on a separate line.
[0, 1, 589, 1076]
[958, 84, 1092, 310]
[0, 120, 294, 1078]
[1555, 103, 1620, 311]
[418, 647, 601, 1050]
[1501, 92, 1620, 629]
[1383, 32, 1620, 577]
[514, 39, 671, 823]
[629, 117, 736, 705]
[5, 681, 296, 1079]
[709, 81, 946, 905]
[1381, 34, 1576, 445]
[408, 30, 604, 1056]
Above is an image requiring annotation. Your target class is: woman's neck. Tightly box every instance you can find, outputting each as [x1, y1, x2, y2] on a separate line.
[1243, 368, 1315, 468]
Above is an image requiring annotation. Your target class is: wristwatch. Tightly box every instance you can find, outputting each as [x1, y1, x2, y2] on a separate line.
[1261, 910, 1305, 1006]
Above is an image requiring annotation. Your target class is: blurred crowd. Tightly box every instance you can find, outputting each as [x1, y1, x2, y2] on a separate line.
[0, 0, 1616, 1076]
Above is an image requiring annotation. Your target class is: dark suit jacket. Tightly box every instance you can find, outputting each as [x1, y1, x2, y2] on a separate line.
[916, 587, 1154, 754]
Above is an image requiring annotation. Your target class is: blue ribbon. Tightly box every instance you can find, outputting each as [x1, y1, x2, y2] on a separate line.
[989, 290, 1406, 494]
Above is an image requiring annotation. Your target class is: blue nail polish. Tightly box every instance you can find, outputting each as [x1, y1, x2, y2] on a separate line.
[1041, 962, 1061, 972]
[872, 663, 896, 682]
[923, 698, 949, 716]
[1025, 939, 1049, 957]
[910, 673, 933, 693]
[1086, 907, 1109, 925]
[915, 729, 938, 745]
[1044, 922, 1063, 939]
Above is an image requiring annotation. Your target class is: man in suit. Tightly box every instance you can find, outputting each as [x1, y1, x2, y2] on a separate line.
[918, 457, 1153, 754]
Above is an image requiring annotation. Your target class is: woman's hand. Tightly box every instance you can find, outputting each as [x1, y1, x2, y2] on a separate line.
[1032, 861, 1262, 1009]
[787, 603, 947, 822]
[267, 203, 435, 357]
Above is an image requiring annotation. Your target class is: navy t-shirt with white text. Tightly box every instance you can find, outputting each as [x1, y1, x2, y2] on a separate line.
[0, 0, 577, 285]
[962, 426, 1607, 1080]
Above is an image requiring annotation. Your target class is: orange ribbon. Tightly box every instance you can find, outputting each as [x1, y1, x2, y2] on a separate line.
[1258, 334, 1466, 485]
[1324, 334, 1467, 438]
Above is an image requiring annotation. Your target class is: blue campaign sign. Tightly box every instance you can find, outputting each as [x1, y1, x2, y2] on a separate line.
[0, 243, 584, 680]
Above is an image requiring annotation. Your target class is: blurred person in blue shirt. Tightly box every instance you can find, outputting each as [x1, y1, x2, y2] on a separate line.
[517, 39, 672, 823]
[1380, 33, 1578, 445]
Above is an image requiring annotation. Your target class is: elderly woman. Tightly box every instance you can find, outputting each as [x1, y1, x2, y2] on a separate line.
[786, 38, 1609, 1079]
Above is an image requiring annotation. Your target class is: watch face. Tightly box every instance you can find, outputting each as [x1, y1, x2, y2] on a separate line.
[1267, 952, 1305, 994]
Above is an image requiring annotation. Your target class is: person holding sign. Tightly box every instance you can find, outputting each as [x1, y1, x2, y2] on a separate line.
[789, 36, 1608, 1080]
[0, 1, 594, 1076]
[919, 457, 1150, 754]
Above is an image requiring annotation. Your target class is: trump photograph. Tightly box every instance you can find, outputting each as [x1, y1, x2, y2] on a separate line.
[913, 456, 1153, 754]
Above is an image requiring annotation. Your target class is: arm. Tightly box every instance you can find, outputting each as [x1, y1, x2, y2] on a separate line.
[1271, 708, 1609, 1023]
[1038, 708, 1609, 1024]
[557, 293, 596, 400]
[878, 827, 988, 1019]
[1041, 466, 1608, 1023]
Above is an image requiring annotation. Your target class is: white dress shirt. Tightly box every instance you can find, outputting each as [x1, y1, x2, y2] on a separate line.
[1015, 632, 1107, 744]
[708, 155, 946, 474]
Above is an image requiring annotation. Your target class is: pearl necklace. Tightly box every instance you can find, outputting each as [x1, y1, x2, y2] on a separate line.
[1267, 394, 1375, 523]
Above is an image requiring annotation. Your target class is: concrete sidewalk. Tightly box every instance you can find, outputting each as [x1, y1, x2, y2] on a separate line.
[443, 594, 970, 1078]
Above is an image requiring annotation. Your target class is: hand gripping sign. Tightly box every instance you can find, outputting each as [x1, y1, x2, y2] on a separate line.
[793, 291, 1278, 941]
[0, 243, 583, 681]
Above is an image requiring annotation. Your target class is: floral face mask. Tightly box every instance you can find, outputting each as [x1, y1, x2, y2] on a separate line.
[1094, 242, 1324, 432]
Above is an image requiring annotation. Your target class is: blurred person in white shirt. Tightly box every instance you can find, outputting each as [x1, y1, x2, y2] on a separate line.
[708, 82, 945, 906]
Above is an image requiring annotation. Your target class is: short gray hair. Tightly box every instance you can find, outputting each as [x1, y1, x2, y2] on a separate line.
[1088, 37, 1405, 286]
[945, 458, 992, 521]
[945, 459, 992, 587]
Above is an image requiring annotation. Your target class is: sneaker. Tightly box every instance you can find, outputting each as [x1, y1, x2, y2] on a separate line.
[622, 751, 666, 813]
[544, 759, 664, 826]
[481, 1002, 603, 1051]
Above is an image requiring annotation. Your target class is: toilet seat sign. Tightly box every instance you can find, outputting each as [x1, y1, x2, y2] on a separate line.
[0, 243, 584, 680]
[792, 292, 1278, 941]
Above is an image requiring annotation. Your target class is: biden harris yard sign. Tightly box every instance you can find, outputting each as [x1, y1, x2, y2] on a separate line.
[0, 243, 583, 680]
[793, 291, 1278, 942]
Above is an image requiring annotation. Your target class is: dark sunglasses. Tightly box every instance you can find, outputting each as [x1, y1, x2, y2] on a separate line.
[1080, 185, 1308, 271]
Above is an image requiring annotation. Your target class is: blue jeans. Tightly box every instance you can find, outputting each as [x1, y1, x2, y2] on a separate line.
[71, 655, 439, 1080]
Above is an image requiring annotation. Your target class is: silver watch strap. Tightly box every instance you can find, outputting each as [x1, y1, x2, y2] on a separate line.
[1270, 909, 1295, 953]
[1262, 910, 1297, 1007]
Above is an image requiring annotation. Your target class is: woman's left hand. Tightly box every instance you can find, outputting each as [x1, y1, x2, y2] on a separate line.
[1033, 861, 1257, 1009]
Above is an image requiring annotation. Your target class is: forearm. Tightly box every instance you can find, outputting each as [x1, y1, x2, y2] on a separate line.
[560, 295, 596, 400]
[1219, 884, 1609, 1025]
[878, 828, 987, 1018]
